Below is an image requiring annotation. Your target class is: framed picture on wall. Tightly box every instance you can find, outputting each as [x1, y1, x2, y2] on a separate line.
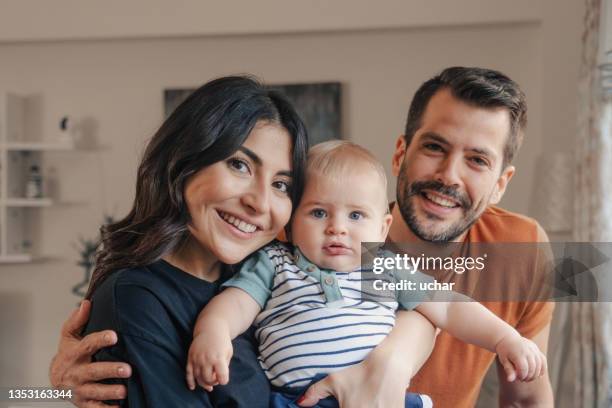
[164, 82, 342, 145]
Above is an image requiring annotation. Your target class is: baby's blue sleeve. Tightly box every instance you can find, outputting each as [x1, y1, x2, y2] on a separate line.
[379, 250, 435, 311]
[222, 248, 276, 308]
[394, 268, 435, 310]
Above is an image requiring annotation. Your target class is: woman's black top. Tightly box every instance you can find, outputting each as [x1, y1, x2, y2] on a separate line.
[84, 260, 270, 407]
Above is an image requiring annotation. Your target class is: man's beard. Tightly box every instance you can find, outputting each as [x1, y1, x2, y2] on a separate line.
[396, 163, 484, 243]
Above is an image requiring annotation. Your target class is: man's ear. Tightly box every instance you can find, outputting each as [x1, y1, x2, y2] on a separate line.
[380, 213, 393, 241]
[489, 165, 515, 205]
[391, 135, 408, 177]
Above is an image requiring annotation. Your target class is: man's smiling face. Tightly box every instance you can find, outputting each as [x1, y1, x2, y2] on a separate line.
[392, 88, 515, 242]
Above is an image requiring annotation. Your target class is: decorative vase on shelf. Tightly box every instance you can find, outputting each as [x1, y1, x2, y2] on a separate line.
[25, 165, 43, 199]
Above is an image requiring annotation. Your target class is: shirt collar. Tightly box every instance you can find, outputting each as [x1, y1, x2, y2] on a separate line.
[292, 245, 322, 273]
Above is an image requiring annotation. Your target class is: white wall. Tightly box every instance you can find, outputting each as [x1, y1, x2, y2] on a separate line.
[0, 0, 540, 42]
[0, 0, 583, 397]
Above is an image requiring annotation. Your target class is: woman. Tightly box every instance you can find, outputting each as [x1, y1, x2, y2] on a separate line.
[49, 76, 436, 408]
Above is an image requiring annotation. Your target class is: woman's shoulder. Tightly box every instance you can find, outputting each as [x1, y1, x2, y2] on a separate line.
[90, 264, 164, 303]
[87, 260, 217, 340]
[87, 262, 204, 348]
[93, 260, 214, 300]
[86, 264, 169, 335]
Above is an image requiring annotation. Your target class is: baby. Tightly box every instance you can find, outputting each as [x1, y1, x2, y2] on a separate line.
[186, 141, 546, 407]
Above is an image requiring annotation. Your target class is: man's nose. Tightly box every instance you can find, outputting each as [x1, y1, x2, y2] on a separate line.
[435, 155, 463, 188]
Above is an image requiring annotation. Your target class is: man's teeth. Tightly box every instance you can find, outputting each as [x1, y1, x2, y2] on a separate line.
[425, 193, 457, 208]
[220, 212, 257, 233]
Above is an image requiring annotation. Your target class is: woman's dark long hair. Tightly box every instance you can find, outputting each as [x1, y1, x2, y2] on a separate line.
[85, 76, 308, 299]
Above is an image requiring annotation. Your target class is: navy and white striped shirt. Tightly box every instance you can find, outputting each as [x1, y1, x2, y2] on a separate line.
[223, 241, 432, 389]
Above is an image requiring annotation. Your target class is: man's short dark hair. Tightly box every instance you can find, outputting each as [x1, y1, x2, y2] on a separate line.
[404, 66, 527, 169]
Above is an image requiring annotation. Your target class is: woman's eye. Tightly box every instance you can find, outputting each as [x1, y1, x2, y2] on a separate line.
[273, 180, 291, 195]
[349, 211, 363, 220]
[310, 209, 327, 218]
[227, 158, 250, 174]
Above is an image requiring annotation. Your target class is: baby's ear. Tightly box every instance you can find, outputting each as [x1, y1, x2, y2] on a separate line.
[380, 213, 393, 241]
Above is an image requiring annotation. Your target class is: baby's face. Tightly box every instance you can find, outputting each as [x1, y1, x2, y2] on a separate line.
[291, 167, 392, 272]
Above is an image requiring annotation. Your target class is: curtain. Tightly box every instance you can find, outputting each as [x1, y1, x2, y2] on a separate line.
[571, 0, 612, 406]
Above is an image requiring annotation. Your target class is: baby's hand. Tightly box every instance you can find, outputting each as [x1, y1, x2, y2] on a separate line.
[186, 331, 233, 392]
[495, 333, 547, 382]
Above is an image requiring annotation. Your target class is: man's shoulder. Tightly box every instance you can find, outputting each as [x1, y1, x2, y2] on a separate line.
[470, 206, 545, 243]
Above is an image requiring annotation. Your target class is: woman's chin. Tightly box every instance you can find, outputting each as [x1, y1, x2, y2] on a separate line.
[215, 239, 271, 265]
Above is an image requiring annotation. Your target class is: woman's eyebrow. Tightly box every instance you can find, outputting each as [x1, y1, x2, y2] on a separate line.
[237, 146, 262, 165]
[238, 146, 293, 177]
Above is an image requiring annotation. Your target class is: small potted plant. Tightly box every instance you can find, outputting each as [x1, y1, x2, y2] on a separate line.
[72, 215, 114, 298]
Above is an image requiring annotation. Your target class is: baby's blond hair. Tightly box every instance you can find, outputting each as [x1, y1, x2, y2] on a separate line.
[306, 140, 388, 211]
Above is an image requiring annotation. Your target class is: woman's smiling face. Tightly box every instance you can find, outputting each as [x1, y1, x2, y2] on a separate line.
[184, 121, 294, 264]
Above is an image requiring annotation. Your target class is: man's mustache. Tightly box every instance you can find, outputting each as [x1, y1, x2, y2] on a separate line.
[408, 180, 471, 209]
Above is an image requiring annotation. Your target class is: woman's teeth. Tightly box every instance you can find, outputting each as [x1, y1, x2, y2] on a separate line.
[219, 211, 257, 233]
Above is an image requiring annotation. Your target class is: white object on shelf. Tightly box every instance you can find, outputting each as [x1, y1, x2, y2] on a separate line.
[25, 165, 43, 198]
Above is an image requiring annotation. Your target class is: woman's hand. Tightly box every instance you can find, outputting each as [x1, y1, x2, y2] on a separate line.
[297, 310, 436, 408]
[49, 300, 132, 407]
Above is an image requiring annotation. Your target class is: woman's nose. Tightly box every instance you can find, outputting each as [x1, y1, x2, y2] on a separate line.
[241, 180, 271, 214]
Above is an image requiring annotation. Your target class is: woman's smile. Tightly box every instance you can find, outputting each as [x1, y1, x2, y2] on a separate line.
[217, 209, 260, 235]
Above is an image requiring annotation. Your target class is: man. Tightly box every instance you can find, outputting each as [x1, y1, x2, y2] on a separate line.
[50, 67, 554, 407]
[386, 67, 554, 406]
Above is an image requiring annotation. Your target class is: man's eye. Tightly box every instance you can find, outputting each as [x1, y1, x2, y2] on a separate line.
[227, 158, 250, 174]
[349, 211, 363, 220]
[470, 157, 488, 167]
[273, 180, 291, 195]
[311, 209, 327, 218]
[424, 143, 444, 152]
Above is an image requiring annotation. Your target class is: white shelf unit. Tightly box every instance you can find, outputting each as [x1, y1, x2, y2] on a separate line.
[3, 141, 75, 151]
[0, 93, 74, 264]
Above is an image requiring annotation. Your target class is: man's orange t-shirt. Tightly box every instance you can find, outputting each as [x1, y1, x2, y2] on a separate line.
[406, 205, 554, 407]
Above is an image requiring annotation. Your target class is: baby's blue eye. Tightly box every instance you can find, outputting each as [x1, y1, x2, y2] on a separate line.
[311, 209, 327, 218]
[349, 211, 363, 220]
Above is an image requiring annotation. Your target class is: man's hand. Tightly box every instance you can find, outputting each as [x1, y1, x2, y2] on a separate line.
[296, 355, 411, 408]
[49, 300, 132, 408]
[185, 331, 233, 392]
